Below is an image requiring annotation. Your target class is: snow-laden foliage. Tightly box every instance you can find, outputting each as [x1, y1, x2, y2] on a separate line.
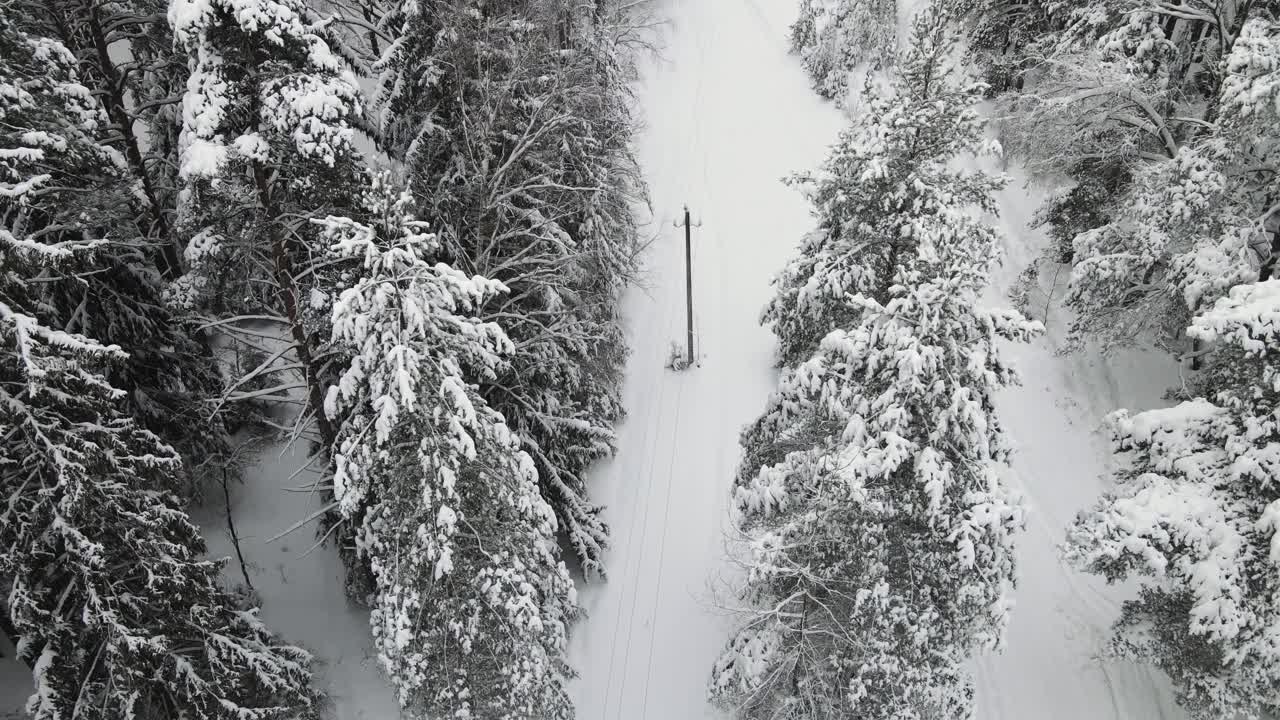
[995, 0, 1280, 352]
[763, 5, 1003, 366]
[962, 0, 1060, 95]
[1221, 17, 1280, 120]
[320, 181, 578, 720]
[373, 0, 645, 575]
[1066, 279, 1280, 719]
[168, 0, 369, 452]
[169, 0, 364, 307]
[997, 51, 1180, 177]
[0, 19, 316, 717]
[714, 221, 1041, 720]
[31, 0, 189, 276]
[1063, 136, 1265, 350]
[0, 236, 316, 720]
[169, 0, 361, 180]
[791, 0, 898, 103]
[1057, 14, 1280, 351]
[1, 2, 230, 487]
[712, 5, 1042, 717]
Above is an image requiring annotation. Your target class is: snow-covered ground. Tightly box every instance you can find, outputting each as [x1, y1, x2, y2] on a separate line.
[0, 635, 27, 719]
[190, 407, 401, 720]
[565, 1, 843, 718]
[972, 172, 1189, 720]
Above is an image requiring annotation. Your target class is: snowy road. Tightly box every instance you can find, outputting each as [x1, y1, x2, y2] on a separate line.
[565, 1, 841, 718]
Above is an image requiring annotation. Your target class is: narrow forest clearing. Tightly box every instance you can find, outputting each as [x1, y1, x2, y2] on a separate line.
[565, 1, 842, 717]
[972, 173, 1188, 720]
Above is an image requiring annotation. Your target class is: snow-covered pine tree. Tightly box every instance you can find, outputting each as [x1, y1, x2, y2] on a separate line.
[1065, 279, 1280, 719]
[7, 0, 233, 485]
[373, 0, 645, 575]
[791, 0, 898, 103]
[713, 236, 1040, 719]
[762, 4, 1003, 366]
[711, 5, 1042, 718]
[320, 179, 578, 719]
[168, 0, 368, 446]
[0, 17, 316, 717]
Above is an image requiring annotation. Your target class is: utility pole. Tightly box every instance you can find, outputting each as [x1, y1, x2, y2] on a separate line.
[674, 206, 700, 366]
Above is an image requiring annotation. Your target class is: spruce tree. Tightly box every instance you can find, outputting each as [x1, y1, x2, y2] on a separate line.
[321, 180, 578, 719]
[762, 6, 1003, 366]
[712, 5, 1041, 717]
[373, 0, 644, 574]
[8, 0, 232, 488]
[0, 16, 316, 717]
[167, 0, 368, 446]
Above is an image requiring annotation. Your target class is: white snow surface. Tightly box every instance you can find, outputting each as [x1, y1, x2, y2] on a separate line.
[570, 2, 1192, 720]
[0, 635, 27, 719]
[191, 410, 401, 720]
[566, 1, 843, 718]
[972, 167, 1190, 720]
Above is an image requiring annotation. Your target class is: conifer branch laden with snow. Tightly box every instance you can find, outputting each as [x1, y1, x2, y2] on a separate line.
[1, 0, 231, 487]
[320, 179, 578, 720]
[0, 243, 317, 720]
[372, 0, 647, 576]
[763, 3, 1004, 367]
[1060, 20, 1280, 716]
[791, 0, 898, 104]
[987, 0, 1278, 352]
[167, 0, 371, 449]
[1066, 279, 1280, 719]
[712, 4, 1042, 718]
[0, 19, 317, 716]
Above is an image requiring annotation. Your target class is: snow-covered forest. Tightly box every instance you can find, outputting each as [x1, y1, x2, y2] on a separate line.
[1, 0, 1277, 717]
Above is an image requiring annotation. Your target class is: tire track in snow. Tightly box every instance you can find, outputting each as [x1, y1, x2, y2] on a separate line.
[637, 374, 687, 717]
[600, 281, 681, 720]
[568, 1, 842, 717]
